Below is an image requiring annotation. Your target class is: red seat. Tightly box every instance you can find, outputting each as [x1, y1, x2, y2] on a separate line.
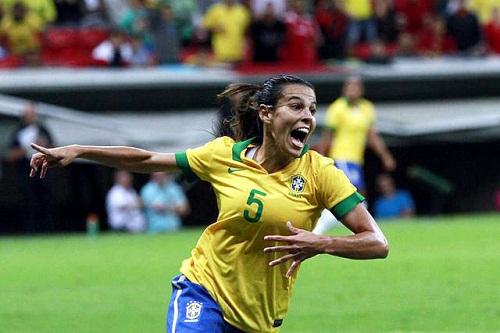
[41, 47, 94, 67]
[0, 55, 23, 68]
[79, 28, 109, 49]
[43, 28, 80, 50]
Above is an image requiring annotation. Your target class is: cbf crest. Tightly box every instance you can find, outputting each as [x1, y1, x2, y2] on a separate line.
[184, 300, 203, 322]
[290, 175, 306, 196]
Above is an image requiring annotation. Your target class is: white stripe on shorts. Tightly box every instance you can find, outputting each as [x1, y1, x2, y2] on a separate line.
[171, 275, 186, 333]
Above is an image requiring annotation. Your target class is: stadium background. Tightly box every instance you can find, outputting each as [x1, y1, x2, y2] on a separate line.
[1, 0, 499, 332]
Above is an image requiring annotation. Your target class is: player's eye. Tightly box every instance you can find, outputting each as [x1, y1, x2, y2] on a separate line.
[289, 103, 304, 111]
[310, 107, 317, 115]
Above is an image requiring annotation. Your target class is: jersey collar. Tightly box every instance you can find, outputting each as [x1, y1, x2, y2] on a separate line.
[231, 137, 309, 162]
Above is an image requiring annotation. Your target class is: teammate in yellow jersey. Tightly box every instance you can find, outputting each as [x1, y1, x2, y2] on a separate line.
[29, 75, 388, 333]
[313, 76, 396, 235]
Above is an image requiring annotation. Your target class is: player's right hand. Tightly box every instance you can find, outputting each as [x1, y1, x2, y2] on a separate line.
[29, 143, 78, 178]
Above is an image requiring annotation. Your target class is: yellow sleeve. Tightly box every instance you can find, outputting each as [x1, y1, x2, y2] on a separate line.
[325, 100, 342, 131]
[240, 6, 251, 28]
[202, 5, 219, 29]
[316, 157, 364, 218]
[175, 137, 228, 182]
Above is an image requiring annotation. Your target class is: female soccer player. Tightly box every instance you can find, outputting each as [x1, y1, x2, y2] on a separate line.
[29, 75, 388, 333]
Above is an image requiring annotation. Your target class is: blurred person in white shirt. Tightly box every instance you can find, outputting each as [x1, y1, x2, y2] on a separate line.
[106, 170, 145, 232]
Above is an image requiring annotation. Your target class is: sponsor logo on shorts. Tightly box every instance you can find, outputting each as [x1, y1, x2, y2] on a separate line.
[185, 300, 203, 322]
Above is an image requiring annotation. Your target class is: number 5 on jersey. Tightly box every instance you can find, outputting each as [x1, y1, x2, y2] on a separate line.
[243, 189, 267, 223]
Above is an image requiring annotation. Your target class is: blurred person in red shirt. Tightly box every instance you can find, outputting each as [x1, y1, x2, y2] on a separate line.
[484, 7, 500, 53]
[417, 15, 457, 56]
[315, 0, 349, 60]
[394, 0, 433, 36]
[283, 0, 321, 64]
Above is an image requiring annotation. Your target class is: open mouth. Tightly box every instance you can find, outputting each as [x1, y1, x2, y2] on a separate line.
[290, 127, 309, 148]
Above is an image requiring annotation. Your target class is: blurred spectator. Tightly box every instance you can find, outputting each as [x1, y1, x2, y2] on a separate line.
[170, 0, 197, 47]
[2, 0, 56, 28]
[0, 4, 7, 59]
[249, 2, 286, 62]
[140, 172, 190, 233]
[446, 0, 482, 54]
[0, 2, 43, 66]
[344, 0, 377, 47]
[417, 15, 456, 56]
[102, 0, 130, 26]
[7, 102, 55, 233]
[468, 0, 500, 24]
[54, 0, 85, 26]
[495, 188, 500, 211]
[119, 0, 153, 48]
[394, 0, 433, 36]
[484, 7, 500, 53]
[373, 174, 415, 219]
[397, 31, 415, 56]
[282, 0, 320, 64]
[129, 33, 155, 66]
[149, 3, 179, 64]
[106, 170, 146, 233]
[251, 0, 286, 18]
[202, 0, 251, 65]
[315, 0, 349, 60]
[374, 0, 399, 44]
[364, 39, 393, 64]
[81, 0, 109, 27]
[92, 28, 133, 67]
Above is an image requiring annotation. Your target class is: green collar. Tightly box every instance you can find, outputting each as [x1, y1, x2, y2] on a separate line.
[231, 137, 309, 162]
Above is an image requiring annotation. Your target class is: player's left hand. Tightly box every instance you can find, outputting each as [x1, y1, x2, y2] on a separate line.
[264, 222, 324, 278]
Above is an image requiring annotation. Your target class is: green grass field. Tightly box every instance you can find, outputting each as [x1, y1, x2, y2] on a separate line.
[1, 213, 499, 333]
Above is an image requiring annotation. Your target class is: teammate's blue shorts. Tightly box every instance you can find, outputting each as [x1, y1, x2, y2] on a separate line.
[334, 160, 365, 191]
[166, 274, 244, 333]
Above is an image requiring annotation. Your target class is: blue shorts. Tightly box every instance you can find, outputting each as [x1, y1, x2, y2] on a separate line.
[166, 275, 244, 333]
[335, 160, 365, 191]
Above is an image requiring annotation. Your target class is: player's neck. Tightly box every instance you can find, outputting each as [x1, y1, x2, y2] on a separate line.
[253, 140, 293, 173]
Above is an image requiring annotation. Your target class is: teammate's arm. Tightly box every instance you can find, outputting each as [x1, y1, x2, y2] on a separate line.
[29, 143, 179, 178]
[316, 127, 334, 156]
[367, 128, 396, 171]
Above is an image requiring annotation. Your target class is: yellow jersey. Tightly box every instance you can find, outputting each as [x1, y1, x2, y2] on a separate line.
[343, 0, 373, 20]
[175, 137, 363, 332]
[202, 3, 250, 62]
[326, 97, 375, 164]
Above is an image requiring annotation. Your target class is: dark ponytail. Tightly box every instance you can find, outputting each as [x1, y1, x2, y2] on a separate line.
[216, 75, 314, 144]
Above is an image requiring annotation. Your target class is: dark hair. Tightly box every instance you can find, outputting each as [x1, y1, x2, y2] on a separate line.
[216, 75, 314, 144]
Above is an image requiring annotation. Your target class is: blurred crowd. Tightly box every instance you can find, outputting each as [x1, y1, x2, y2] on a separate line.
[1, 0, 500, 68]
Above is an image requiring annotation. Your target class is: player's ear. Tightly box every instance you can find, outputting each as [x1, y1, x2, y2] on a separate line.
[258, 104, 273, 124]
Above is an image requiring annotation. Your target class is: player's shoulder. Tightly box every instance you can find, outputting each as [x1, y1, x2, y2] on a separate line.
[302, 149, 334, 169]
[359, 98, 375, 109]
[201, 136, 236, 153]
[329, 97, 347, 108]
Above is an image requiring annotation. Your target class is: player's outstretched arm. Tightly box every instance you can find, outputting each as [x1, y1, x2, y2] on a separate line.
[29, 143, 179, 178]
[264, 205, 388, 277]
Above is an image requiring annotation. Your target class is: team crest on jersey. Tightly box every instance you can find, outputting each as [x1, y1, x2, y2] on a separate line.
[185, 300, 203, 322]
[290, 175, 306, 193]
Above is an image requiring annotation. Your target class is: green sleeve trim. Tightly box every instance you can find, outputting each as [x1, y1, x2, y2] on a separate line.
[175, 151, 199, 182]
[330, 192, 365, 219]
